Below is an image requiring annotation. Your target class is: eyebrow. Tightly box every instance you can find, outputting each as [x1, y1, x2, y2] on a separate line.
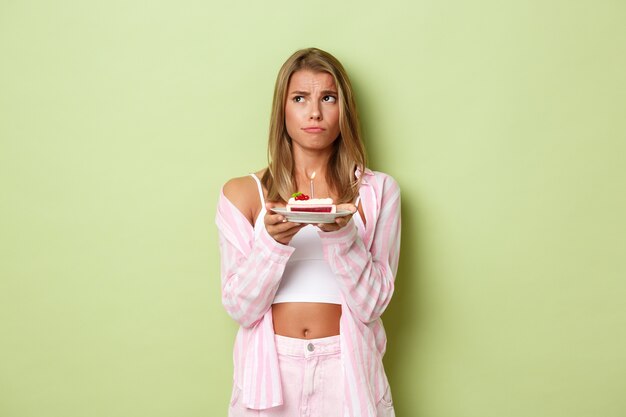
[289, 90, 338, 96]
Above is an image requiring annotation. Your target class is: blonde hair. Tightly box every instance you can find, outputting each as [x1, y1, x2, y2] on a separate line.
[261, 48, 366, 204]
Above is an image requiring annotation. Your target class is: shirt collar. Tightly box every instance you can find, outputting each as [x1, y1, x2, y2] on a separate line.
[355, 166, 374, 184]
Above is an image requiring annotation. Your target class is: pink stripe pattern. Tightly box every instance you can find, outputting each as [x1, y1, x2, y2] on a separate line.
[216, 169, 401, 416]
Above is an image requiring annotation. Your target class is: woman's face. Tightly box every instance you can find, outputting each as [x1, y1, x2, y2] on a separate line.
[284, 70, 341, 152]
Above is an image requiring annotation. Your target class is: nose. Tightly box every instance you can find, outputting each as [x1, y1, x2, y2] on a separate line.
[309, 103, 322, 120]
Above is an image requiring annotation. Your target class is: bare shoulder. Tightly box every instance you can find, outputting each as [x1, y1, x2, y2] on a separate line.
[222, 175, 263, 225]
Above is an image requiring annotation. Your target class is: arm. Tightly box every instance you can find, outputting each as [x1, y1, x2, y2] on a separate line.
[215, 189, 295, 328]
[319, 174, 401, 324]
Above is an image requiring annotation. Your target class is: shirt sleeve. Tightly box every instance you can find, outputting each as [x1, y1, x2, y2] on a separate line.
[318, 174, 401, 324]
[215, 190, 295, 328]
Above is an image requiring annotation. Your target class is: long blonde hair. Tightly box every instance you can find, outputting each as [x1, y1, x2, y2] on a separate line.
[261, 48, 366, 204]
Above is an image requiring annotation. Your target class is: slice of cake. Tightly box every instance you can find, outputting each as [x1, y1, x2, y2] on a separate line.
[286, 192, 336, 213]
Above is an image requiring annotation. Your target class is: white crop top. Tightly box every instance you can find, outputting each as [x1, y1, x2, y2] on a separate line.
[249, 173, 342, 305]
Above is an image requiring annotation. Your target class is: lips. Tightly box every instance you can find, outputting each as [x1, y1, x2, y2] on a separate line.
[302, 127, 325, 133]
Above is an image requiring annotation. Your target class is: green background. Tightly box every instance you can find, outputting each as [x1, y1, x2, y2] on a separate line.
[1, 1, 625, 416]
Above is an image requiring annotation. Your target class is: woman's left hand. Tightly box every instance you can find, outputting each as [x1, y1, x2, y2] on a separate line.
[317, 203, 357, 232]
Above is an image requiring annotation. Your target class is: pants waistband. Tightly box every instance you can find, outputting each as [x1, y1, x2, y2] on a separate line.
[274, 334, 341, 358]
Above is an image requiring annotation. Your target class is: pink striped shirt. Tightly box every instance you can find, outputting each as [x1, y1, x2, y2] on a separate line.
[215, 168, 401, 417]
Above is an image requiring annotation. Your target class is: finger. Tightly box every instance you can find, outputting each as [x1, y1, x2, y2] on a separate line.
[334, 209, 355, 223]
[265, 211, 286, 225]
[336, 203, 357, 214]
[336, 216, 350, 228]
[266, 201, 288, 211]
[274, 225, 306, 243]
[279, 220, 306, 231]
[267, 221, 305, 236]
[274, 229, 300, 242]
[317, 223, 339, 232]
[264, 202, 288, 221]
[266, 201, 280, 211]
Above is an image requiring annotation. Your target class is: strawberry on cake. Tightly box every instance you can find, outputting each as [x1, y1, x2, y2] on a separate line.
[286, 192, 336, 213]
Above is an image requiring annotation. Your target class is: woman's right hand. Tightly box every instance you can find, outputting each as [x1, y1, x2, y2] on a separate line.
[264, 202, 306, 245]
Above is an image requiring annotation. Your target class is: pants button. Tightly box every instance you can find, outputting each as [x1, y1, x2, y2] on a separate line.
[307, 343, 315, 352]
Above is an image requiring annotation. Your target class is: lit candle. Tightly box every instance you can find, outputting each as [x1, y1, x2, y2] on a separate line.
[309, 171, 316, 198]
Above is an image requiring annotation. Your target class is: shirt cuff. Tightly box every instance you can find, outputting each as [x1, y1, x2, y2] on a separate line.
[317, 218, 359, 246]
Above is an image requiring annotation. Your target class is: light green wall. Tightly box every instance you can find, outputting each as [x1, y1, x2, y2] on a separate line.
[1, 1, 624, 416]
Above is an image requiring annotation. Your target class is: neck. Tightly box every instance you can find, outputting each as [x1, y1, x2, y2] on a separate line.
[292, 146, 333, 181]
[291, 146, 336, 198]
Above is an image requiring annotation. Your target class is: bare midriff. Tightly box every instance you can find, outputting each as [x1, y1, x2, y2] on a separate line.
[272, 303, 341, 339]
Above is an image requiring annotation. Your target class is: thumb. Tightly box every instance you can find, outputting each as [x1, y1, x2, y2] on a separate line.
[337, 203, 357, 213]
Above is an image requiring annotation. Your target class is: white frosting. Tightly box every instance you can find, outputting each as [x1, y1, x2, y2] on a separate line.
[287, 197, 334, 205]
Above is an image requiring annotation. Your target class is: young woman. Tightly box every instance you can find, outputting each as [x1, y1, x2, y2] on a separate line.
[216, 48, 401, 417]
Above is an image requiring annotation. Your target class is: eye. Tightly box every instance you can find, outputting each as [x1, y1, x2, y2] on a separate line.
[322, 95, 337, 103]
[292, 96, 305, 103]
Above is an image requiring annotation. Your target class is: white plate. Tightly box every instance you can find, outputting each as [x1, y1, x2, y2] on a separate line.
[270, 207, 353, 224]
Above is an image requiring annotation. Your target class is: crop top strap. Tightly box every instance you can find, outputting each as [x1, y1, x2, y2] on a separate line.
[249, 173, 265, 205]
